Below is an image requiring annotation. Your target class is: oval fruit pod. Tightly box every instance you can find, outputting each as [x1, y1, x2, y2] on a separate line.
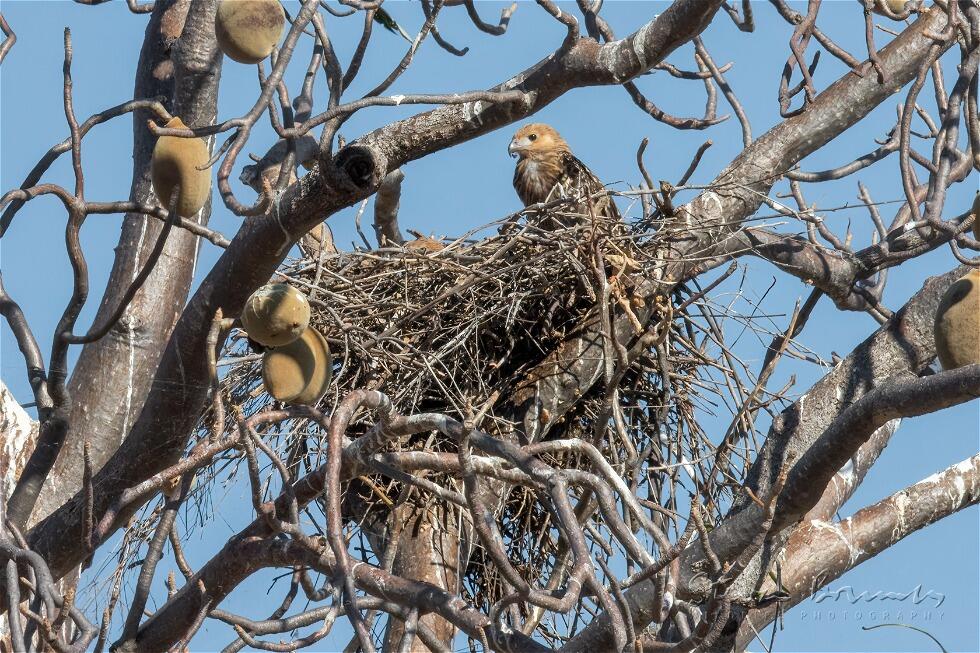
[241, 283, 311, 347]
[877, 0, 910, 15]
[289, 328, 333, 406]
[934, 269, 980, 371]
[261, 326, 332, 405]
[215, 0, 285, 64]
[150, 117, 211, 218]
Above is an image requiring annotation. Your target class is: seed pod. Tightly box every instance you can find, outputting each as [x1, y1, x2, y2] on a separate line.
[150, 117, 211, 217]
[261, 326, 332, 405]
[934, 269, 980, 370]
[215, 0, 285, 64]
[881, 0, 909, 14]
[241, 283, 311, 347]
[288, 328, 333, 406]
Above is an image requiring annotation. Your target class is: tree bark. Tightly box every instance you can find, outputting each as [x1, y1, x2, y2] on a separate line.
[382, 504, 461, 652]
[0, 380, 35, 504]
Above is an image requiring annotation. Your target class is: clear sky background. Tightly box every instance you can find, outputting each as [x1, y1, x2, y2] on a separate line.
[1, 1, 978, 651]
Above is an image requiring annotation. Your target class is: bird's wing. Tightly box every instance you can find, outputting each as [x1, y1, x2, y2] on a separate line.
[558, 151, 620, 220]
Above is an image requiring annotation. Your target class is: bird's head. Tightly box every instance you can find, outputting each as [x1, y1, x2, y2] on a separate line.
[508, 123, 569, 160]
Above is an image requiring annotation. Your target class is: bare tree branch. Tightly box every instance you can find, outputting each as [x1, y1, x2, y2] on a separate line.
[739, 452, 980, 648]
[373, 168, 405, 246]
[774, 364, 979, 532]
[0, 13, 16, 65]
[566, 261, 970, 650]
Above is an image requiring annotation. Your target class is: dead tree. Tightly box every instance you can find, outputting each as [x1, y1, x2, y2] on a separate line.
[1, 0, 978, 651]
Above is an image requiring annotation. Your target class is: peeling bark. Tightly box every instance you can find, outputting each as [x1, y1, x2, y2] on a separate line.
[0, 380, 36, 503]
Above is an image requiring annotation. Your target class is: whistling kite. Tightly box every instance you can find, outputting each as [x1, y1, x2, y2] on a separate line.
[508, 123, 619, 220]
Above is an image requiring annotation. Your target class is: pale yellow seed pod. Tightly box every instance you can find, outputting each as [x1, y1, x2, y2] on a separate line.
[150, 117, 211, 217]
[241, 283, 311, 347]
[288, 328, 332, 406]
[262, 326, 332, 405]
[215, 0, 285, 64]
[934, 269, 980, 370]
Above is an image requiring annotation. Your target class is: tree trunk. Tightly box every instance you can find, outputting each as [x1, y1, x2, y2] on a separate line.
[382, 504, 461, 652]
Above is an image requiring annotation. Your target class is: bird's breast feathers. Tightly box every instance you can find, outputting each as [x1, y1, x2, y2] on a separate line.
[514, 159, 558, 206]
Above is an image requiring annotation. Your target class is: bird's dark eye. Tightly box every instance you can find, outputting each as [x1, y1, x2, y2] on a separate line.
[528, 134, 537, 141]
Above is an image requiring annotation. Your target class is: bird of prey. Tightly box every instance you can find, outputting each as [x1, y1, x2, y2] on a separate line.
[508, 123, 620, 222]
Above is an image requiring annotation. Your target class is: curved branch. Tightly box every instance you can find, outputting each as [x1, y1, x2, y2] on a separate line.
[116, 535, 549, 653]
[461, 0, 516, 35]
[0, 275, 50, 412]
[0, 99, 172, 238]
[373, 169, 405, 246]
[787, 130, 899, 182]
[774, 364, 980, 532]
[0, 14, 16, 65]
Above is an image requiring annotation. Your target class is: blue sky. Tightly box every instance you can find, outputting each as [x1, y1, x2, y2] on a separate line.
[1, 1, 977, 651]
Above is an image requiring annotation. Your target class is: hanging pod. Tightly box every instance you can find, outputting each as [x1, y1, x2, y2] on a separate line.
[262, 326, 333, 406]
[934, 269, 980, 370]
[241, 283, 311, 347]
[215, 0, 285, 64]
[150, 117, 211, 217]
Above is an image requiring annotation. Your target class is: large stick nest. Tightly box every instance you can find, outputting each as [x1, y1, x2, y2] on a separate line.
[217, 206, 752, 627]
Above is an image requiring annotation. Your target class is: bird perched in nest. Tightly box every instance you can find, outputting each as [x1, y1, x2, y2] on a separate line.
[508, 123, 620, 222]
[403, 229, 444, 253]
[509, 123, 645, 325]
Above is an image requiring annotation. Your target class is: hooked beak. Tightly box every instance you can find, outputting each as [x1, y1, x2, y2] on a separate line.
[508, 137, 528, 158]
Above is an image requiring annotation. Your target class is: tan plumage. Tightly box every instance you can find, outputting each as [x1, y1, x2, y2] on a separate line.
[508, 123, 619, 221]
[404, 230, 445, 253]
